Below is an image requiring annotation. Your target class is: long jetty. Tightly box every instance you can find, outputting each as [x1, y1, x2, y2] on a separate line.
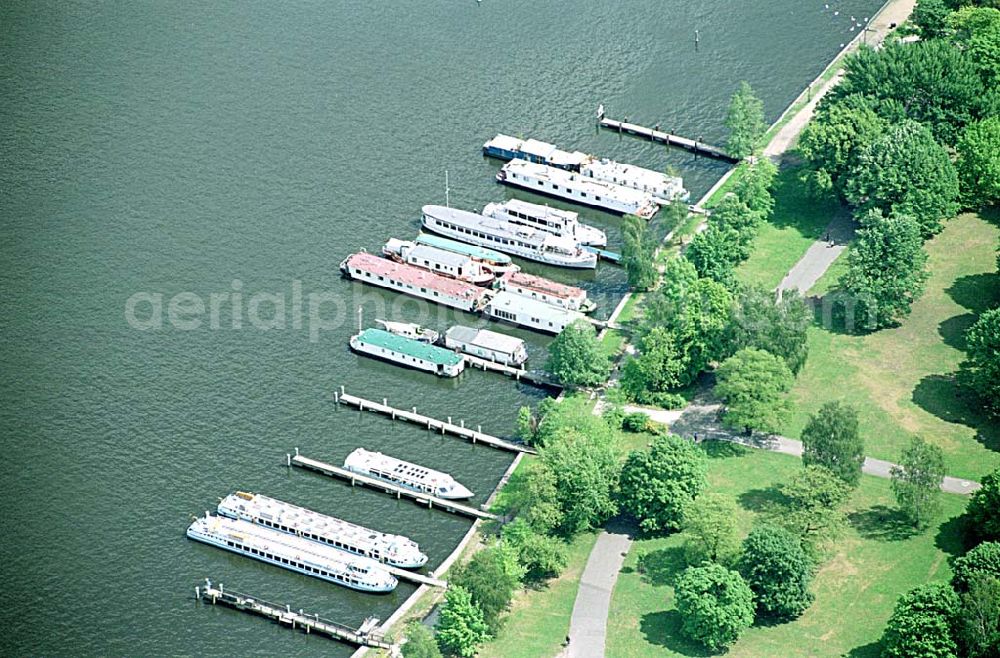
[196, 579, 392, 649]
[289, 451, 498, 521]
[599, 116, 739, 163]
[462, 354, 559, 390]
[333, 387, 537, 455]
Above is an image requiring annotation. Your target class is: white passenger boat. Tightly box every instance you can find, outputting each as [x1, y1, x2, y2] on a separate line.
[421, 205, 597, 270]
[580, 159, 689, 204]
[496, 271, 596, 313]
[350, 328, 465, 377]
[482, 134, 588, 170]
[375, 318, 439, 344]
[444, 325, 528, 366]
[382, 238, 496, 285]
[186, 514, 398, 593]
[414, 234, 520, 274]
[217, 491, 428, 569]
[484, 290, 586, 335]
[344, 448, 474, 500]
[497, 159, 658, 219]
[481, 199, 607, 247]
[340, 251, 490, 313]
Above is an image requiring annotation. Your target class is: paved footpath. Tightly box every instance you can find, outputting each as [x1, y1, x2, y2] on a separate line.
[777, 209, 854, 294]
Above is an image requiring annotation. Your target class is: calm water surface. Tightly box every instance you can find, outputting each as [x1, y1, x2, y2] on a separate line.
[1, 1, 881, 655]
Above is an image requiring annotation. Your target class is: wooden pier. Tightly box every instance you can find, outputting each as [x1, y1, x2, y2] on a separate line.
[196, 579, 392, 649]
[599, 116, 739, 163]
[290, 451, 498, 521]
[462, 354, 559, 390]
[334, 387, 537, 455]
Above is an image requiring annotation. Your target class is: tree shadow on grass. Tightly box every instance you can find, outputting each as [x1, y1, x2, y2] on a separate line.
[702, 440, 749, 460]
[640, 610, 715, 657]
[934, 513, 969, 560]
[847, 505, 920, 542]
[636, 545, 688, 588]
[946, 273, 1000, 314]
[938, 313, 977, 351]
[845, 640, 882, 658]
[738, 486, 787, 513]
[912, 374, 1000, 454]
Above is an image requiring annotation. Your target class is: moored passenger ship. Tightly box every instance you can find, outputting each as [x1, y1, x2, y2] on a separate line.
[481, 198, 607, 247]
[186, 514, 398, 593]
[497, 159, 658, 219]
[497, 270, 596, 313]
[344, 448, 474, 500]
[217, 491, 428, 569]
[421, 205, 597, 269]
[382, 238, 496, 285]
[340, 251, 490, 312]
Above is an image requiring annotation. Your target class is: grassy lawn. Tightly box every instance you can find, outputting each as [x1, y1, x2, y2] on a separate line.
[606, 444, 968, 658]
[785, 213, 1000, 481]
[735, 164, 841, 290]
[807, 246, 849, 296]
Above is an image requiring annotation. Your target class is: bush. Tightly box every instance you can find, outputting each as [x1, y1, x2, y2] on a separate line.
[402, 621, 442, 658]
[674, 564, 755, 651]
[501, 519, 568, 583]
[622, 412, 653, 433]
[452, 542, 525, 634]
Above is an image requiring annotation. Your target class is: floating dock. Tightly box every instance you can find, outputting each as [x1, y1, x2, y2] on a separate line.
[196, 579, 392, 649]
[462, 354, 560, 390]
[334, 387, 537, 455]
[583, 245, 623, 264]
[599, 117, 739, 163]
[290, 452, 497, 521]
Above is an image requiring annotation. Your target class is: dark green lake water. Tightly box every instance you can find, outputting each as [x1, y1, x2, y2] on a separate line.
[1, 1, 883, 655]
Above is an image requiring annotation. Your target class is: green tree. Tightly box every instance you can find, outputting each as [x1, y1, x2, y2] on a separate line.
[711, 193, 766, 249]
[738, 524, 814, 620]
[891, 437, 946, 529]
[540, 426, 620, 535]
[728, 285, 812, 374]
[831, 39, 985, 143]
[732, 158, 778, 217]
[715, 348, 794, 435]
[532, 396, 611, 448]
[957, 574, 1000, 658]
[515, 405, 537, 443]
[774, 465, 851, 544]
[500, 518, 568, 583]
[799, 93, 890, 196]
[452, 542, 525, 635]
[435, 585, 490, 657]
[881, 583, 960, 658]
[402, 621, 442, 658]
[619, 327, 687, 401]
[618, 433, 708, 533]
[960, 308, 1000, 418]
[844, 120, 960, 238]
[839, 209, 929, 330]
[800, 401, 865, 488]
[952, 542, 1000, 593]
[622, 214, 658, 290]
[725, 81, 766, 159]
[685, 224, 742, 285]
[674, 563, 756, 651]
[545, 319, 609, 388]
[948, 6, 1000, 87]
[965, 467, 1000, 543]
[913, 0, 952, 38]
[504, 459, 564, 533]
[683, 493, 741, 566]
[957, 116, 1000, 208]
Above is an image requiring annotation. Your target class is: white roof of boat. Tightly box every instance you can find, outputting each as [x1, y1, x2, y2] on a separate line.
[345, 448, 459, 487]
[502, 198, 579, 222]
[423, 205, 573, 249]
[502, 159, 655, 205]
[484, 134, 523, 151]
[583, 158, 685, 189]
[408, 244, 472, 268]
[446, 325, 525, 354]
[489, 290, 584, 323]
[520, 138, 558, 159]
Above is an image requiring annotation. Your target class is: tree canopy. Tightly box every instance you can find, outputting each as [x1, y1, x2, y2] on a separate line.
[545, 319, 609, 388]
[500, 518, 568, 583]
[891, 437, 946, 529]
[539, 425, 621, 535]
[452, 542, 524, 635]
[880, 583, 960, 658]
[674, 563, 756, 651]
[952, 541, 1000, 593]
[622, 214, 659, 290]
[683, 492, 742, 566]
[738, 524, 814, 620]
[965, 467, 1000, 544]
[715, 348, 794, 435]
[844, 120, 960, 238]
[957, 573, 1000, 658]
[956, 116, 1000, 208]
[618, 433, 708, 533]
[800, 401, 865, 488]
[773, 465, 851, 544]
[839, 209, 929, 331]
[728, 285, 812, 374]
[959, 308, 1000, 418]
[435, 585, 490, 657]
[725, 81, 766, 159]
[402, 622, 442, 658]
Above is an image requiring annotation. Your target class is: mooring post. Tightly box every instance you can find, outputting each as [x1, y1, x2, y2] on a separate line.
[333, 391, 339, 404]
[286, 454, 291, 467]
